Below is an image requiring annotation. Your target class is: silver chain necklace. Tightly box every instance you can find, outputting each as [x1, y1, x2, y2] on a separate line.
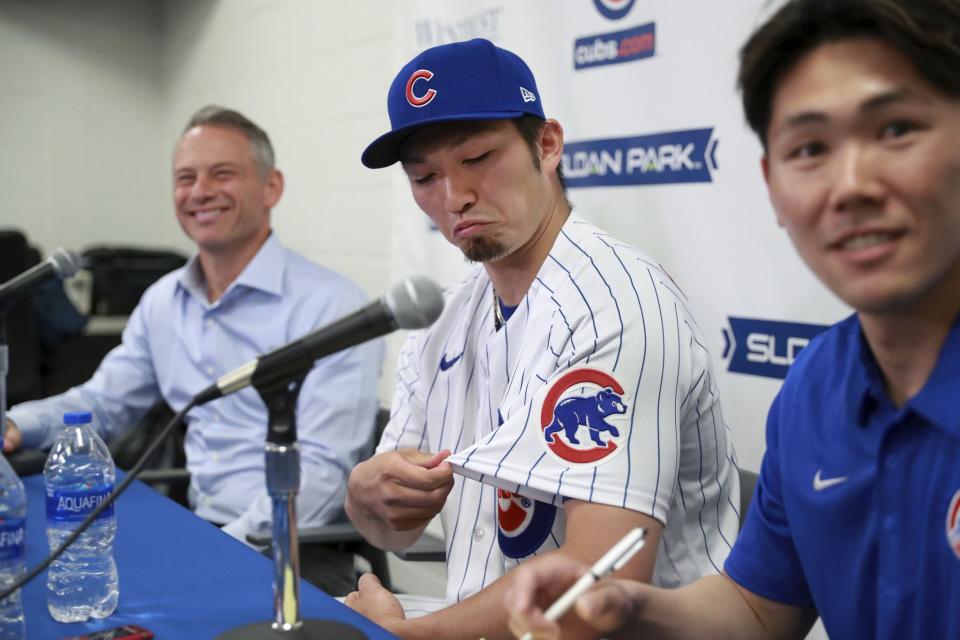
[493, 287, 506, 331]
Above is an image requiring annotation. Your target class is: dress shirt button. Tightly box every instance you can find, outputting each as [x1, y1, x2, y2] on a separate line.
[883, 515, 896, 531]
[885, 455, 897, 471]
[211, 452, 220, 463]
[206, 366, 215, 375]
[473, 528, 485, 542]
[206, 318, 214, 328]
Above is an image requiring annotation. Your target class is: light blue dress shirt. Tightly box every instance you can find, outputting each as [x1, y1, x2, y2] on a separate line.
[10, 233, 384, 541]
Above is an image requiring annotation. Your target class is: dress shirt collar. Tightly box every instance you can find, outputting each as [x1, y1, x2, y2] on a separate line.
[178, 232, 287, 305]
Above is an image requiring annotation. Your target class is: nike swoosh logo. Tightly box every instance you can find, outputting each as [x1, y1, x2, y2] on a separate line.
[813, 470, 848, 491]
[439, 352, 463, 371]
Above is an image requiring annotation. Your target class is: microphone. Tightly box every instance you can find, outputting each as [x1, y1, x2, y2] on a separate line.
[0, 247, 81, 309]
[193, 275, 444, 406]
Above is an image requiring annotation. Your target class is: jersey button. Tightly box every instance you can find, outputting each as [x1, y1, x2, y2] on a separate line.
[473, 528, 485, 542]
[883, 515, 896, 531]
[885, 455, 898, 471]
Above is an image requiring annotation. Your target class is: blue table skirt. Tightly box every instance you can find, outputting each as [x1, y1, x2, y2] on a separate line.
[20, 472, 395, 639]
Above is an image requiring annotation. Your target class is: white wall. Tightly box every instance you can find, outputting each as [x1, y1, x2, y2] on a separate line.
[0, 0, 178, 255]
[0, 0, 402, 286]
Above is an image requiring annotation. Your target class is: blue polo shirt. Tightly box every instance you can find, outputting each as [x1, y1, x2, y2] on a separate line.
[725, 313, 960, 639]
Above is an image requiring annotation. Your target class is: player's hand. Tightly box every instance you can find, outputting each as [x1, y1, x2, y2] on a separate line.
[3, 420, 22, 453]
[344, 573, 406, 632]
[505, 554, 643, 639]
[347, 448, 454, 531]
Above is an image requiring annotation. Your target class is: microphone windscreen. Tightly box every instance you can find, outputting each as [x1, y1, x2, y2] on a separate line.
[50, 247, 81, 279]
[385, 275, 444, 329]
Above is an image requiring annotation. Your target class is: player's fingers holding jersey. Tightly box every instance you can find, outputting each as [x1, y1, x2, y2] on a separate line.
[349, 448, 454, 531]
[395, 448, 454, 488]
[382, 449, 454, 527]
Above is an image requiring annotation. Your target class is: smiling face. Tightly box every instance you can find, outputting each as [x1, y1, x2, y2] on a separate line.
[173, 125, 281, 259]
[399, 118, 567, 268]
[763, 38, 960, 316]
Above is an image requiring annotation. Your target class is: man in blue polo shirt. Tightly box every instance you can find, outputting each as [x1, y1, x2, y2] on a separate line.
[504, 0, 960, 638]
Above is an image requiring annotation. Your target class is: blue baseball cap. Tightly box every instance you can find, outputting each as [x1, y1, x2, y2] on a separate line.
[361, 38, 546, 169]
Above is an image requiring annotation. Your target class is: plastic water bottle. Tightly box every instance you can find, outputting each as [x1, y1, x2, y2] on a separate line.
[0, 445, 26, 640]
[44, 411, 118, 622]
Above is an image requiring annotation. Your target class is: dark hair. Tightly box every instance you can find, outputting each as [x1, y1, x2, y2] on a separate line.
[511, 115, 567, 192]
[182, 105, 275, 177]
[739, 0, 960, 148]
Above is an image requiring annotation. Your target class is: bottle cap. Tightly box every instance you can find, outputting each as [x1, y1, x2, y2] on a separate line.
[63, 411, 92, 425]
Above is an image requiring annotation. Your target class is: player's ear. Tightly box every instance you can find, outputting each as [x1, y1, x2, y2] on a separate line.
[538, 119, 564, 175]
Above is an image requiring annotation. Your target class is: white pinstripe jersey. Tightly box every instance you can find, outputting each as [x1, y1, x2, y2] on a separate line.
[379, 213, 739, 610]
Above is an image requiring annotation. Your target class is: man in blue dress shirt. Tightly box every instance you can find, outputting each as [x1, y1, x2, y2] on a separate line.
[4, 106, 384, 594]
[504, 0, 960, 638]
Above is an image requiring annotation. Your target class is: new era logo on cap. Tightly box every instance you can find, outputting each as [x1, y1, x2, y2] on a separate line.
[362, 38, 546, 168]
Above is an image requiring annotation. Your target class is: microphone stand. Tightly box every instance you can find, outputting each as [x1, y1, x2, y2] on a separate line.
[218, 373, 367, 639]
[0, 311, 9, 450]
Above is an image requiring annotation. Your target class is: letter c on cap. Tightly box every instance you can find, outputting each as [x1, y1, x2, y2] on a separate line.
[406, 69, 437, 107]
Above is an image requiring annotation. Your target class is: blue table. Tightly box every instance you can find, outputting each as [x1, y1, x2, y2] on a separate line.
[20, 473, 395, 639]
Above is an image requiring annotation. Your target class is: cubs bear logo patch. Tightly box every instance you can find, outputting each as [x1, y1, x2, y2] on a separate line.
[947, 489, 960, 561]
[539, 367, 629, 466]
[497, 488, 556, 558]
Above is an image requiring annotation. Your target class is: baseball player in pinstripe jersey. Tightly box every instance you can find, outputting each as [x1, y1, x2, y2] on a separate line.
[344, 38, 739, 639]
